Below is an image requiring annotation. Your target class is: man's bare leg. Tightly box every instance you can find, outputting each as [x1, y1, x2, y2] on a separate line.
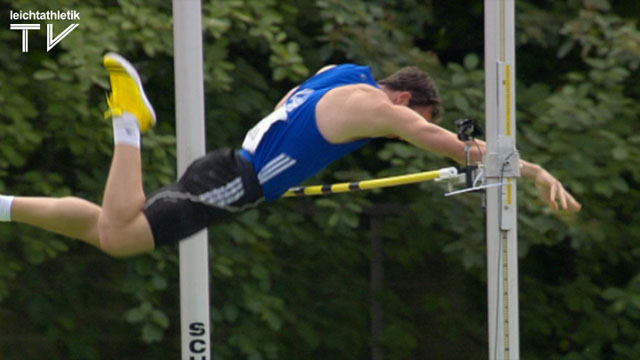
[6, 144, 155, 257]
[1, 53, 158, 257]
[97, 143, 155, 256]
[10, 196, 102, 247]
[95, 52, 158, 256]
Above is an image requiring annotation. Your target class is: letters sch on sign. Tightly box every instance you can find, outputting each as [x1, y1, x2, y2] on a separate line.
[9, 10, 80, 52]
[188, 322, 208, 360]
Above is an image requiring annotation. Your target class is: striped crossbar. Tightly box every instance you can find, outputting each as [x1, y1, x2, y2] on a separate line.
[282, 167, 458, 197]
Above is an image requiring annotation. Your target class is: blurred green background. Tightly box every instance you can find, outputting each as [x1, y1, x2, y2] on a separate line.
[1, 0, 639, 359]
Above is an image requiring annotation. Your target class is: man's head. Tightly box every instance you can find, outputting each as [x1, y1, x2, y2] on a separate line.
[378, 66, 442, 122]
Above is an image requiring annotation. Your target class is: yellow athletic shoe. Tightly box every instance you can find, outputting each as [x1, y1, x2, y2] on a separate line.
[103, 52, 156, 133]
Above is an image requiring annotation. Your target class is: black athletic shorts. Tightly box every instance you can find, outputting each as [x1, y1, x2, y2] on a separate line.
[143, 148, 264, 246]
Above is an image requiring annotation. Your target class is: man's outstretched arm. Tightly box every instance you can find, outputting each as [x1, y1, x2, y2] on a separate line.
[351, 91, 582, 212]
[458, 137, 581, 212]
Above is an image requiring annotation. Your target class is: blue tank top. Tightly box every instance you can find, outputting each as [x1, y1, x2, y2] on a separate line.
[240, 64, 378, 201]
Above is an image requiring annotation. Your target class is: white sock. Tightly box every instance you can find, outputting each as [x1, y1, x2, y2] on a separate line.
[112, 112, 141, 148]
[0, 195, 15, 222]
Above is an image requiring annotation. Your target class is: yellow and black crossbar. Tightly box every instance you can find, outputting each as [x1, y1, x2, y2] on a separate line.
[282, 167, 458, 197]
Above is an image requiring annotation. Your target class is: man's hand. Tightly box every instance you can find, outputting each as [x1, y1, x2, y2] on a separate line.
[533, 169, 582, 212]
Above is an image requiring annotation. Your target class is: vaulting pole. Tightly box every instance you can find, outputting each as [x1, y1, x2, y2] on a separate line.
[484, 0, 520, 359]
[172, 1, 211, 359]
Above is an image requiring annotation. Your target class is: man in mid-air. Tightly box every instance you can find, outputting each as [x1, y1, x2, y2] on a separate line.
[0, 53, 581, 256]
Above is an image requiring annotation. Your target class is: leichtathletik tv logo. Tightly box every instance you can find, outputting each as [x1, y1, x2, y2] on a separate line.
[9, 9, 79, 52]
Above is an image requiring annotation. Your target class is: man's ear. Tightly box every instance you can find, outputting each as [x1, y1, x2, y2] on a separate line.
[397, 91, 412, 106]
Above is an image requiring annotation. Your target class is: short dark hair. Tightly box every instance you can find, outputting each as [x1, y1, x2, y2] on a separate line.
[379, 66, 442, 121]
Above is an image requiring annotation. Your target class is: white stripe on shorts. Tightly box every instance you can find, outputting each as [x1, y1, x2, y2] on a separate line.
[145, 177, 245, 210]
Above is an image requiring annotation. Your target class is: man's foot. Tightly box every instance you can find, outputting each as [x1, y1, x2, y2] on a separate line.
[103, 52, 156, 133]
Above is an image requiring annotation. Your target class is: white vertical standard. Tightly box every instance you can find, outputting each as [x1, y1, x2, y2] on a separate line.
[172, 1, 211, 359]
[484, 0, 520, 359]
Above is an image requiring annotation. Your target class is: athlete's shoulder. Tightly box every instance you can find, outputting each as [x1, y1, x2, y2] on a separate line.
[315, 64, 337, 74]
[340, 83, 386, 98]
[315, 63, 370, 74]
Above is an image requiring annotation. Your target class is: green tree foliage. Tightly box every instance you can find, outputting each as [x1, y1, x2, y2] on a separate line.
[0, 0, 639, 359]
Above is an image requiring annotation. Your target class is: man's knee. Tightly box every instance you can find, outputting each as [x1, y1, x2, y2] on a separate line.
[97, 215, 153, 258]
[97, 220, 130, 257]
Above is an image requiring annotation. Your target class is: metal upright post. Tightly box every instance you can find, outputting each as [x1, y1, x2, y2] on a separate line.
[172, 1, 211, 359]
[484, 0, 520, 359]
[369, 216, 383, 360]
